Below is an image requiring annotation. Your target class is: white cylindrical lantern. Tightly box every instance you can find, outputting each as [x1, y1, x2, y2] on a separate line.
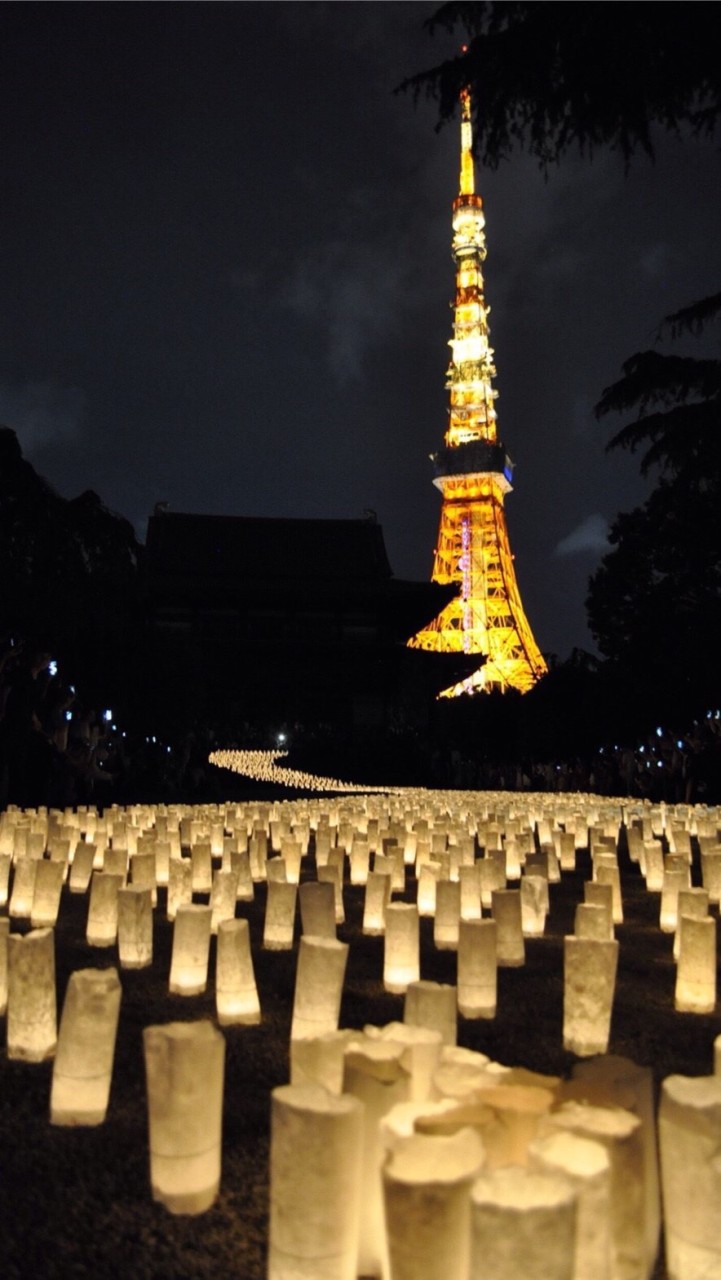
[30, 858, 65, 928]
[404, 978, 457, 1047]
[520, 875, 549, 936]
[659, 1074, 721, 1279]
[169, 904, 212, 995]
[459, 863, 482, 921]
[675, 915, 716, 1013]
[263, 880, 297, 951]
[363, 870, 390, 935]
[289, 1028, 358, 1094]
[167, 856, 192, 921]
[384, 902, 420, 994]
[209, 868, 238, 934]
[268, 1083, 363, 1280]
[86, 872, 124, 947]
[365, 1021, 443, 1104]
[290, 935, 348, 1042]
[299, 880, 336, 939]
[7, 926, 57, 1061]
[9, 856, 37, 919]
[215, 917, 260, 1026]
[492, 889, 525, 967]
[673, 886, 708, 960]
[458, 919, 497, 1019]
[117, 885, 153, 969]
[50, 967, 122, 1125]
[660, 867, 689, 933]
[384, 1128, 484, 1280]
[190, 841, 212, 893]
[563, 936, 619, 1057]
[349, 837, 370, 886]
[470, 1166, 576, 1280]
[434, 879, 461, 950]
[416, 861, 441, 917]
[528, 1129, 612, 1280]
[144, 1019, 225, 1214]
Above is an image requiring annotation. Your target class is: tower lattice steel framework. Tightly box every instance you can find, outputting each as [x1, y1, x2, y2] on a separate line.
[408, 89, 547, 698]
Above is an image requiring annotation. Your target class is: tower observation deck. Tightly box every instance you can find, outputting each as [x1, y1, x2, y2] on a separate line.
[407, 87, 547, 697]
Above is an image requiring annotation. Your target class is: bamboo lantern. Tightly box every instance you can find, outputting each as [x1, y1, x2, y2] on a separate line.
[491, 889, 525, 967]
[143, 1019, 225, 1214]
[209, 868, 238, 934]
[363, 870, 390, 935]
[299, 880, 336, 939]
[0, 851, 11, 906]
[383, 1128, 484, 1280]
[268, 1083, 364, 1280]
[404, 978, 457, 1047]
[290, 1028, 359, 1093]
[30, 858, 65, 928]
[673, 887, 708, 960]
[417, 861, 441, 917]
[167, 856, 192, 921]
[86, 871, 124, 947]
[215, 917, 260, 1025]
[528, 1128, 612, 1280]
[571, 1054, 660, 1276]
[117, 885, 153, 969]
[263, 879, 297, 951]
[343, 1039, 411, 1279]
[563, 936, 618, 1056]
[574, 902, 612, 941]
[318, 862, 345, 925]
[365, 1021, 443, 1103]
[169, 904, 212, 995]
[7, 927, 57, 1061]
[469, 1166, 576, 1280]
[190, 841, 212, 893]
[50, 967, 122, 1125]
[520, 875, 549, 936]
[584, 881, 614, 939]
[659, 1074, 721, 1279]
[68, 842, 95, 893]
[675, 915, 716, 1013]
[660, 867, 689, 933]
[9, 856, 37, 919]
[0, 917, 9, 1015]
[290, 935, 348, 1042]
[545, 1100, 645, 1280]
[384, 902, 420, 993]
[458, 919, 497, 1019]
[434, 879, 461, 950]
[130, 851, 157, 906]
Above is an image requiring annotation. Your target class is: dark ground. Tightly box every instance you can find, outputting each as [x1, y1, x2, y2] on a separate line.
[1, 801, 719, 1279]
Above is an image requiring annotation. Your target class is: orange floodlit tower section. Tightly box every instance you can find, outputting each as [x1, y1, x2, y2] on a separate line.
[408, 87, 547, 697]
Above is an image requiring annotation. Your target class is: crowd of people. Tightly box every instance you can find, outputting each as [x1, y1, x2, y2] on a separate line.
[2, 632, 721, 810]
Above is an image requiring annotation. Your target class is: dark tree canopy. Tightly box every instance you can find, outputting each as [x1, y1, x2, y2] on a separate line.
[403, 2, 721, 169]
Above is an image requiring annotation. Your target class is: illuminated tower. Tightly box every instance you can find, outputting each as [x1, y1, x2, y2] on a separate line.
[408, 88, 547, 698]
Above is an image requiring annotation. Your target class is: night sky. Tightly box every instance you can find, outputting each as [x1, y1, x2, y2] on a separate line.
[2, 2, 721, 661]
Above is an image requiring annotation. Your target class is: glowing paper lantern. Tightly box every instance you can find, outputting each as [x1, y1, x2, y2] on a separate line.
[209, 868, 238, 934]
[675, 915, 716, 1013]
[700, 850, 721, 905]
[660, 867, 689, 933]
[117, 885, 153, 969]
[298, 880, 336, 939]
[491, 889, 525, 967]
[365, 1021, 443, 1103]
[563, 936, 618, 1057]
[68, 842, 95, 893]
[167, 857, 192, 921]
[404, 978, 457, 1047]
[169, 904, 212, 995]
[417, 861, 442, 917]
[469, 1166, 576, 1280]
[30, 859, 65, 928]
[673, 887, 708, 960]
[383, 1128, 484, 1280]
[459, 863, 482, 921]
[479, 851, 505, 909]
[528, 1129, 612, 1280]
[9, 857, 37, 919]
[458, 918, 497, 1019]
[7, 926, 57, 1061]
[144, 1019, 225, 1214]
[349, 837, 370, 885]
[86, 872, 124, 947]
[263, 880, 297, 951]
[268, 1083, 363, 1280]
[574, 902, 612, 941]
[384, 902, 420, 993]
[434, 879, 461, 950]
[0, 851, 11, 906]
[659, 1074, 721, 1280]
[584, 881, 614, 939]
[290, 1028, 358, 1093]
[290, 935, 348, 1042]
[190, 841, 212, 893]
[50, 967, 122, 1125]
[520, 875, 549, 936]
[595, 862, 623, 925]
[0, 917, 9, 1015]
[130, 851, 157, 907]
[317, 862, 345, 925]
[215, 918, 260, 1026]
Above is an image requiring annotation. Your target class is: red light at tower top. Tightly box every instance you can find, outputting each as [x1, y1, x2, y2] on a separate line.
[407, 88, 547, 697]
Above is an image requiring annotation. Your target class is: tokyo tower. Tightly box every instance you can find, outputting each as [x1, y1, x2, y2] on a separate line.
[408, 88, 547, 698]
